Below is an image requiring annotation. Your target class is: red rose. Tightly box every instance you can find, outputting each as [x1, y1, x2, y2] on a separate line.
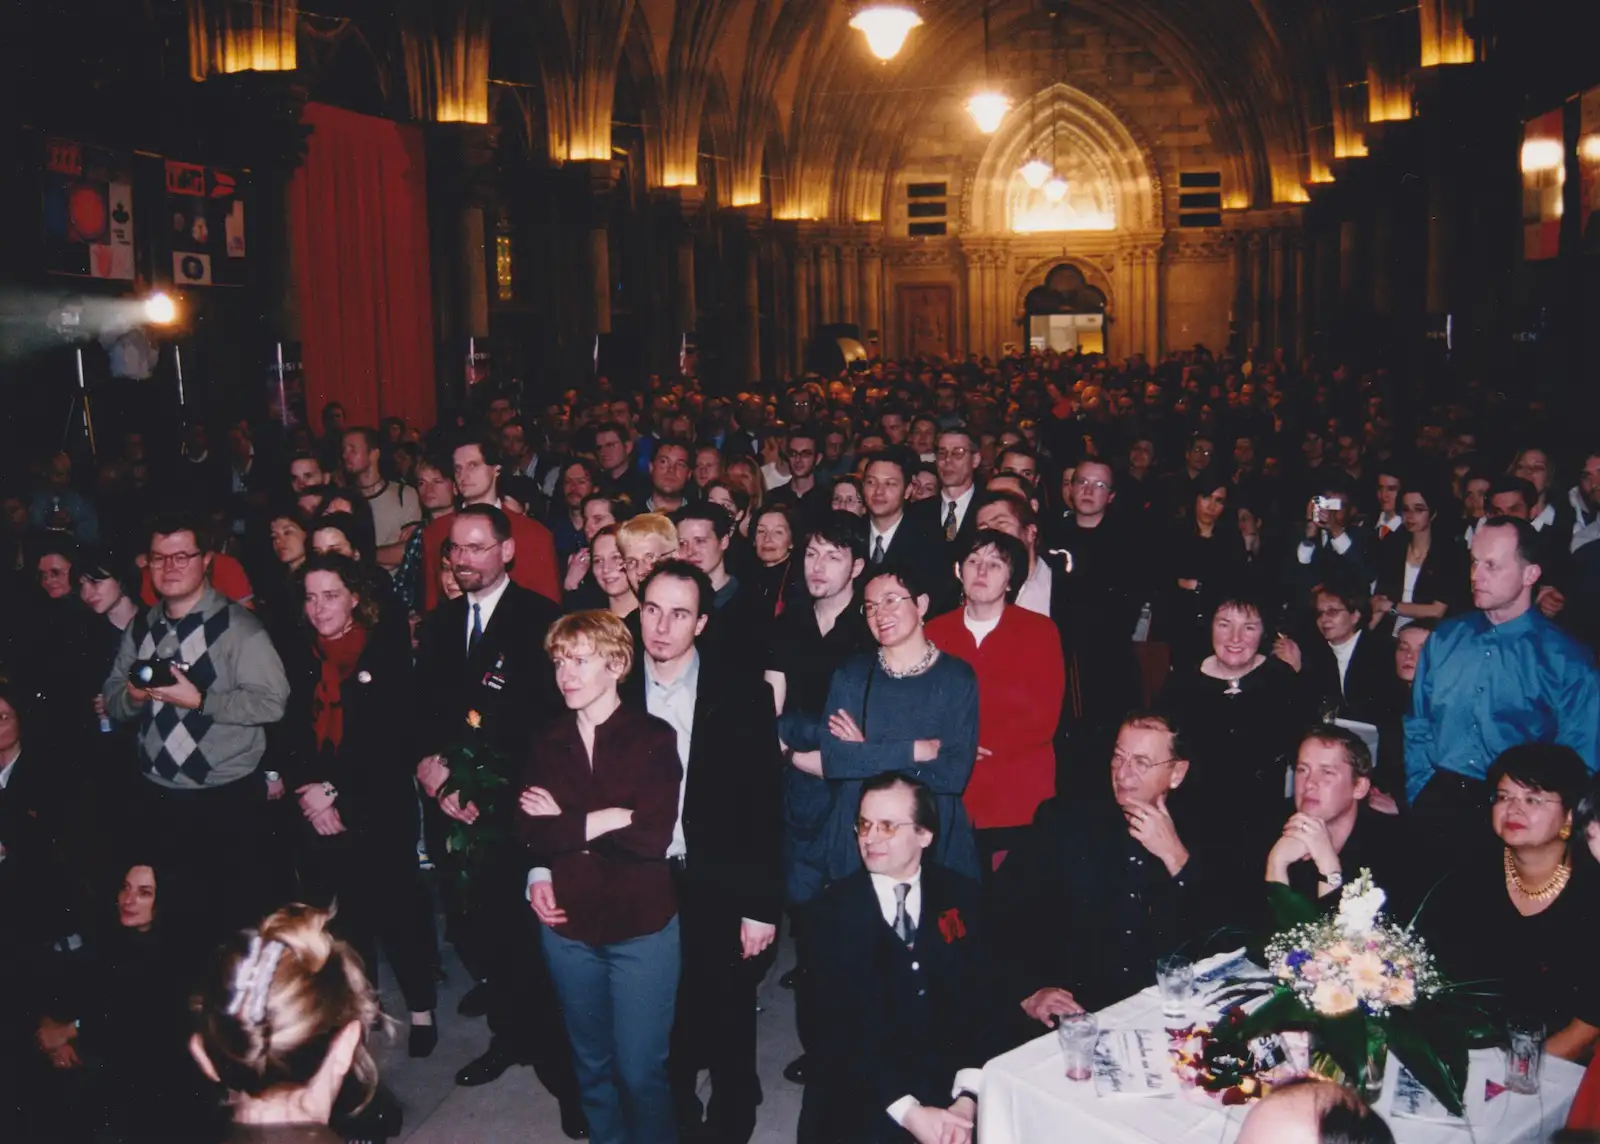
[938, 908, 966, 944]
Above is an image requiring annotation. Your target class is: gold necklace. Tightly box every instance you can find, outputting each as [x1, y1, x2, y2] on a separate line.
[1504, 848, 1571, 903]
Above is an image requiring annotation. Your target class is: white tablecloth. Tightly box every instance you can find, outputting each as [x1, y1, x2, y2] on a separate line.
[981, 979, 1581, 1144]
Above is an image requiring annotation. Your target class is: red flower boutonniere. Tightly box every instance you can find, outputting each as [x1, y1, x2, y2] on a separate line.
[938, 908, 966, 944]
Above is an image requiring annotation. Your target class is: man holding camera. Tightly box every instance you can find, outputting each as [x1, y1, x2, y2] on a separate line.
[1286, 479, 1375, 625]
[103, 513, 290, 951]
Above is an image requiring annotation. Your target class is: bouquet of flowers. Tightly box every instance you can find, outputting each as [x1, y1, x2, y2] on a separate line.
[1214, 870, 1494, 1115]
[435, 710, 511, 888]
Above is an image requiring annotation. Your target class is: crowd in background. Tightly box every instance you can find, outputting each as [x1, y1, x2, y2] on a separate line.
[1, 341, 1599, 1144]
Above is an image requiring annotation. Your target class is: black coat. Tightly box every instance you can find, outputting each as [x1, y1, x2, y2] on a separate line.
[802, 865, 995, 1144]
[990, 795, 1227, 1021]
[0, 749, 67, 955]
[870, 511, 958, 616]
[1371, 532, 1469, 637]
[621, 650, 785, 926]
[276, 621, 421, 841]
[414, 582, 565, 763]
[1299, 628, 1401, 728]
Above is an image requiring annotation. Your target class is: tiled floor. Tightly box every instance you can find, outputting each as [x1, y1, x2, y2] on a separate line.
[371, 924, 805, 1144]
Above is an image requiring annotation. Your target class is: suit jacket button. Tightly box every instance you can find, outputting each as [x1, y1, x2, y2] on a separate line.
[911, 962, 919, 970]
[917, 989, 926, 997]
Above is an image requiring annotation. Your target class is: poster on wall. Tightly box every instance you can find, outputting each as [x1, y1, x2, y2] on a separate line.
[1580, 88, 1600, 253]
[41, 137, 135, 279]
[1521, 109, 1564, 261]
[266, 342, 307, 430]
[165, 160, 248, 286]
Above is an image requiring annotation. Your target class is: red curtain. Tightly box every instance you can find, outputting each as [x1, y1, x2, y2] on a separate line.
[289, 102, 436, 429]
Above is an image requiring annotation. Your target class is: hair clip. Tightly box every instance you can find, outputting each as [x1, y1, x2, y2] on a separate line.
[225, 933, 286, 1028]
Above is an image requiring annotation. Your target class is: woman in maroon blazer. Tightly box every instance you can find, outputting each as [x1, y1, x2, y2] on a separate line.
[519, 610, 684, 1144]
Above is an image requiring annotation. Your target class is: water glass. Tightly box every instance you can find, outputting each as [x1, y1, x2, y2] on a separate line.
[1505, 1019, 1545, 1095]
[1056, 1011, 1098, 1082]
[1156, 955, 1195, 1023]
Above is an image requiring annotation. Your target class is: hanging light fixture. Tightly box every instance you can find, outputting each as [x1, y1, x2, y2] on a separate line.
[1042, 174, 1069, 203]
[850, 4, 923, 61]
[1020, 158, 1053, 189]
[966, 1, 1010, 134]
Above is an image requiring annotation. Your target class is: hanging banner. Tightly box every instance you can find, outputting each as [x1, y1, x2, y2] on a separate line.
[266, 341, 307, 429]
[1521, 109, 1564, 262]
[41, 137, 135, 280]
[1580, 88, 1600, 253]
[166, 159, 248, 286]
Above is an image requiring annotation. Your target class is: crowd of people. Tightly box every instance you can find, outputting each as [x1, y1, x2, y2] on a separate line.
[2, 343, 1599, 1144]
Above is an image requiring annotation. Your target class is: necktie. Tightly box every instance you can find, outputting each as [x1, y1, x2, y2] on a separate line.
[944, 500, 958, 542]
[1378, 523, 1391, 540]
[872, 535, 886, 566]
[892, 882, 914, 948]
[469, 602, 483, 655]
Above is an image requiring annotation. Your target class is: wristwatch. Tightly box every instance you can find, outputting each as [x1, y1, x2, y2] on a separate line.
[1320, 868, 1344, 889]
[264, 770, 280, 784]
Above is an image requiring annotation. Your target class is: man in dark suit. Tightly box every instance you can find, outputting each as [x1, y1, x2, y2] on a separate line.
[1283, 477, 1376, 630]
[412, 505, 585, 1136]
[801, 773, 992, 1144]
[863, 449, 956, 616]
[905, 427, 980, 562]
[619, 559, 784, 1144]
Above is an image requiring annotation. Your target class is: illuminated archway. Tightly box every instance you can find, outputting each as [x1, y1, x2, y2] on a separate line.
[966, 84, 1161, 237]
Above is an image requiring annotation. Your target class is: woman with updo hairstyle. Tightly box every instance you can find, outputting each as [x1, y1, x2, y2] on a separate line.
[189, 904, 381, 1140]
[304, 512, 403, 634]
[276, 553, 439, 1056]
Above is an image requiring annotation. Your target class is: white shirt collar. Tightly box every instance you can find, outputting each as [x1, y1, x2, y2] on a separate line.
[1015, 555, 1053, 617]
[941, 485, 975, 520]
[1532, 501, 1557, 531]
[963, 607, 1003, 647]
[0, 750, 20, 790]
[870, 511, 905, 552]
[1377, 511, 1402, 529]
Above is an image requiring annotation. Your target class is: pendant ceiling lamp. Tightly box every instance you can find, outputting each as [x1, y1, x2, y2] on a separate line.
[850, 3, 923, 61]
[1020, 158, 1053, 189]
[1042, 174, 1069, 203]
[966, 1, 1010, 134]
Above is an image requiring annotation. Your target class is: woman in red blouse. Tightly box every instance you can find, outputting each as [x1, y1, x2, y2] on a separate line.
[925, 528, 1066, 875]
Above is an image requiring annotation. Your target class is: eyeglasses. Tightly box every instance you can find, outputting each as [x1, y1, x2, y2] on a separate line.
[623, 553, 663, 571]
[1111, 751, 1178, 775]
[447, 541, 499, 558]
[863, 593, 913, 616]
[147, 551, 202, 569]
[855, 818, 918, 839]
[1072, 477, 1111, 492]
[936, 448, 972, 461]
[1490, 791, 1559, 811]
[787, 448, 816, 460]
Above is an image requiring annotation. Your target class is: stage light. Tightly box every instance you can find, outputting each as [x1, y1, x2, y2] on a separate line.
[850, 5, 922, 61]
[967, 91, 1011, 134]
[1020, 159, 1053, 190]
[144, 293, 177, 326]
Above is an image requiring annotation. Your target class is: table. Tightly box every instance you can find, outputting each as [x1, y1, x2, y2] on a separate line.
[981, 974, 1581, 1144]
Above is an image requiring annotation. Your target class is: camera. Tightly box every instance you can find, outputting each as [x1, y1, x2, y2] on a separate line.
[1312, 495, 1343, 512]
[129, 658, 186, 689]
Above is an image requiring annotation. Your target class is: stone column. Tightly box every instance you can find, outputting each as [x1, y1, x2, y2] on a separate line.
[1293, 233, 1312, 361]
[428, 123, 499, 346]
[1142, 247, 1162, 361]
[816, 241, 838, 325]
[573, 160, 621, 337]
[839, 243, 860, 328]
[861, 244, 884, 356]
[1245, 232, 1264, 352]
[1268, 229, 1288, 353]
[791, 231, 812, 371]
[658, 185, 706, 340]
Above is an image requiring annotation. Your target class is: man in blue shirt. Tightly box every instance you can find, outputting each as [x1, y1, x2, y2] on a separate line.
[1405, 516, 1600, 869]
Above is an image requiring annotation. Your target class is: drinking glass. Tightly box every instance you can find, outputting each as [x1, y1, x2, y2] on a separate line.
[1156, 954, 1195, 1024]
[1505, 1018, 1545, 1095]
[1056, 1011, 1098, 1082]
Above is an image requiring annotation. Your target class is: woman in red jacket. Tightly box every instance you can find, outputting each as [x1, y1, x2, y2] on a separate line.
[925, 528, 1066, 876]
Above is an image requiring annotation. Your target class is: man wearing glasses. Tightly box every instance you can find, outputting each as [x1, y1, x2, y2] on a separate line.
[103, 513, 290, 949]
[990, 711, 1219, 1038]
[767, 424, 829, 535]
[412, 505, 583, 1123]
[800, 773, 992, 1144]
[907, 426, 980, 553]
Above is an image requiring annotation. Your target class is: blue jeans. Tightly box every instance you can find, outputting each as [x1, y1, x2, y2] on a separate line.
[541, 916, 681, 1144]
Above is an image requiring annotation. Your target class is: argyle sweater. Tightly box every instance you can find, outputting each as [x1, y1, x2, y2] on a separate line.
[104, 586, 290, 790]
